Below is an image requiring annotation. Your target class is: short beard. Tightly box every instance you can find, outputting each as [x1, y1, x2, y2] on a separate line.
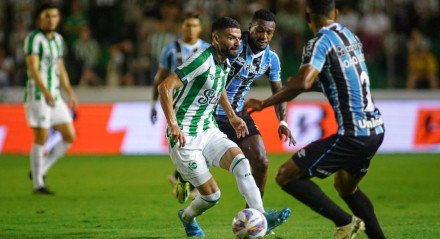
[220, 44, 237, 58]
[40, 27, 56, 34]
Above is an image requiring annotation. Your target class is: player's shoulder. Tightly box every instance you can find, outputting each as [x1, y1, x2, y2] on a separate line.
[266, 47, 280, 63]
[195, 46, 213, 60]
[51, 32, 65, 44]
[53, 32, 64, 40]
[306, 31, 332, 52]
[25, 30, 44, 41]
[183, 46, 213, 66]
[162, 41, 177, 52]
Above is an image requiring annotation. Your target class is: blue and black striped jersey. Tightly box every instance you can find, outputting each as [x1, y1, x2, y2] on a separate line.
[302, 23, 384, 136]
[215, 32, 281, 115]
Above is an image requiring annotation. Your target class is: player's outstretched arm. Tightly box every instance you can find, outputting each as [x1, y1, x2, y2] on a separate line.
[219, 90, 248, 139]
[150, 68, 169, 124]
[245, 64, 319, 112]
[158, 73, 186, 147]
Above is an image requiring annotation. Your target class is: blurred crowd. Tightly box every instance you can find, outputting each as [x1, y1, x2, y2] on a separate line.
[0, 0, 439, 89]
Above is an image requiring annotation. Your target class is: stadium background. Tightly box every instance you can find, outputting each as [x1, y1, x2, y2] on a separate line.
[0, 0, 439, 154]
[1, 1, 440, 238]
[0, 0, 440, 89]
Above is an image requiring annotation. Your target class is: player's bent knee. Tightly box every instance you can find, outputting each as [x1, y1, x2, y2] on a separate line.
[275, 170, 288, 187]
[275, 166, 295, 187]
[334, 182, 355, 196]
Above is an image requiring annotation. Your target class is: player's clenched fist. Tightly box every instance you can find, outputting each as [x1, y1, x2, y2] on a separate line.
[244, 99, 264, 114]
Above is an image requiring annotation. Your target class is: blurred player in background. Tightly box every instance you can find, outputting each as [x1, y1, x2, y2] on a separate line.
[150, 12, 210, 203]
[246, 0, 386, 238]
[24, 3, 77, 195]
[158, 17, 290, 237]
[215, 9, 294, 205]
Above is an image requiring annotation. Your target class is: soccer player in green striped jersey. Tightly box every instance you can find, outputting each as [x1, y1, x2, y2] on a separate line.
[159, 17, 291, 237]
[24, 3, 77, 195]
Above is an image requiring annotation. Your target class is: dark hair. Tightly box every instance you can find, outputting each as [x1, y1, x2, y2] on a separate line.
[306, 0, 335, 16]
[181, 12, 200, 22]
[252, 9, 276, 23]
[211, 17, 240, 34]
[35, 2, 59, 18]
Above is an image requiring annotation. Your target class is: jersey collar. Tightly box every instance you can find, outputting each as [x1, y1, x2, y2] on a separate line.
[209, 46, 230, 70]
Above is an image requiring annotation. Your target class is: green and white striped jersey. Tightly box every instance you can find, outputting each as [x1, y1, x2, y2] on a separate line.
[23, 30, 64, 102]
[173, 46, 230, 136]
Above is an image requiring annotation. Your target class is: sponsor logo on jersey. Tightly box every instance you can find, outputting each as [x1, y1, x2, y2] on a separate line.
[357, 117, 384, 129]
[198, 89, 219, 105]
[341, 53, 365, 68]
[241, 63, 269, 75]
[336, 42, 363, 57]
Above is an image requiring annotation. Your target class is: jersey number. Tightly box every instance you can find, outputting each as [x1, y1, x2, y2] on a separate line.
[360, 71, 375, 112]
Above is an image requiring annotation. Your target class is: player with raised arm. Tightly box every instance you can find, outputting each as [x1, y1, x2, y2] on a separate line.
[150, 12, 210, 203]
[215, 9, 294, 204]
[158, 17, 290, 237]
[24, 3, 77, 195]
[245, 0, 386, 238]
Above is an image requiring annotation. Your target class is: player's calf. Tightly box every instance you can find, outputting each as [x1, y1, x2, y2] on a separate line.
[229, 154, 264, 212]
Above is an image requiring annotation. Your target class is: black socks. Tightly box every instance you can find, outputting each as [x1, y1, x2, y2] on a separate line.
[341, 189, 386, 239]
[282, 179, 352, 226]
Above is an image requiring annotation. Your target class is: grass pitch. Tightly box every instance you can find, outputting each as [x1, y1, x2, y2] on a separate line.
[0, 154, 439, 238]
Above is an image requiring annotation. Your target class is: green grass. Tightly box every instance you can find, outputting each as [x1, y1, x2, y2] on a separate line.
[0, 154, 439, 238]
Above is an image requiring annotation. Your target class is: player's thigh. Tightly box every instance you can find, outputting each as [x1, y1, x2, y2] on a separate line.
[292, 134, 345, 179]
[215, 113, 261, 145]
[50, 100, 73, 127]
[169, 145, 211, 188]
[25, 101, 50, 130]
[52, 122, 76, 143]
[238, 134, 267, 164]
[203, 127, 240, 169]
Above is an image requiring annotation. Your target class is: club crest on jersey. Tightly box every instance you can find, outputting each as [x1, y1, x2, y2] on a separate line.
[198, 89, 219, 105]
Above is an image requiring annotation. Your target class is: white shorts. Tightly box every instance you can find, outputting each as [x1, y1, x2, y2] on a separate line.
[169, 127, 239, 187]
[24, 99, 72, 129]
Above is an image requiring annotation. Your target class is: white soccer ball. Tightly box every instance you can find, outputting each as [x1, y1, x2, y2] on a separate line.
[232, 208, 267, 239]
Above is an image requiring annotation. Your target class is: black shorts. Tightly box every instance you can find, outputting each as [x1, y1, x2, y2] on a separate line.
[292, 133, 384, 179]
[215, 112, 260, 144]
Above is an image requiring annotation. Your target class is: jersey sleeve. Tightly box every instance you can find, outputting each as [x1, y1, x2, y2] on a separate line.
[301, 34, 331, 72]
[23, 32, 40, 56]
[159, 43, 174, 70]
[267, 52, 281, 82]
[175, 50, 210, 84]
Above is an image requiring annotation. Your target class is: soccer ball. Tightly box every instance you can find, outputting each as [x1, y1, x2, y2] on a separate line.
[232, 208, 267, 239]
